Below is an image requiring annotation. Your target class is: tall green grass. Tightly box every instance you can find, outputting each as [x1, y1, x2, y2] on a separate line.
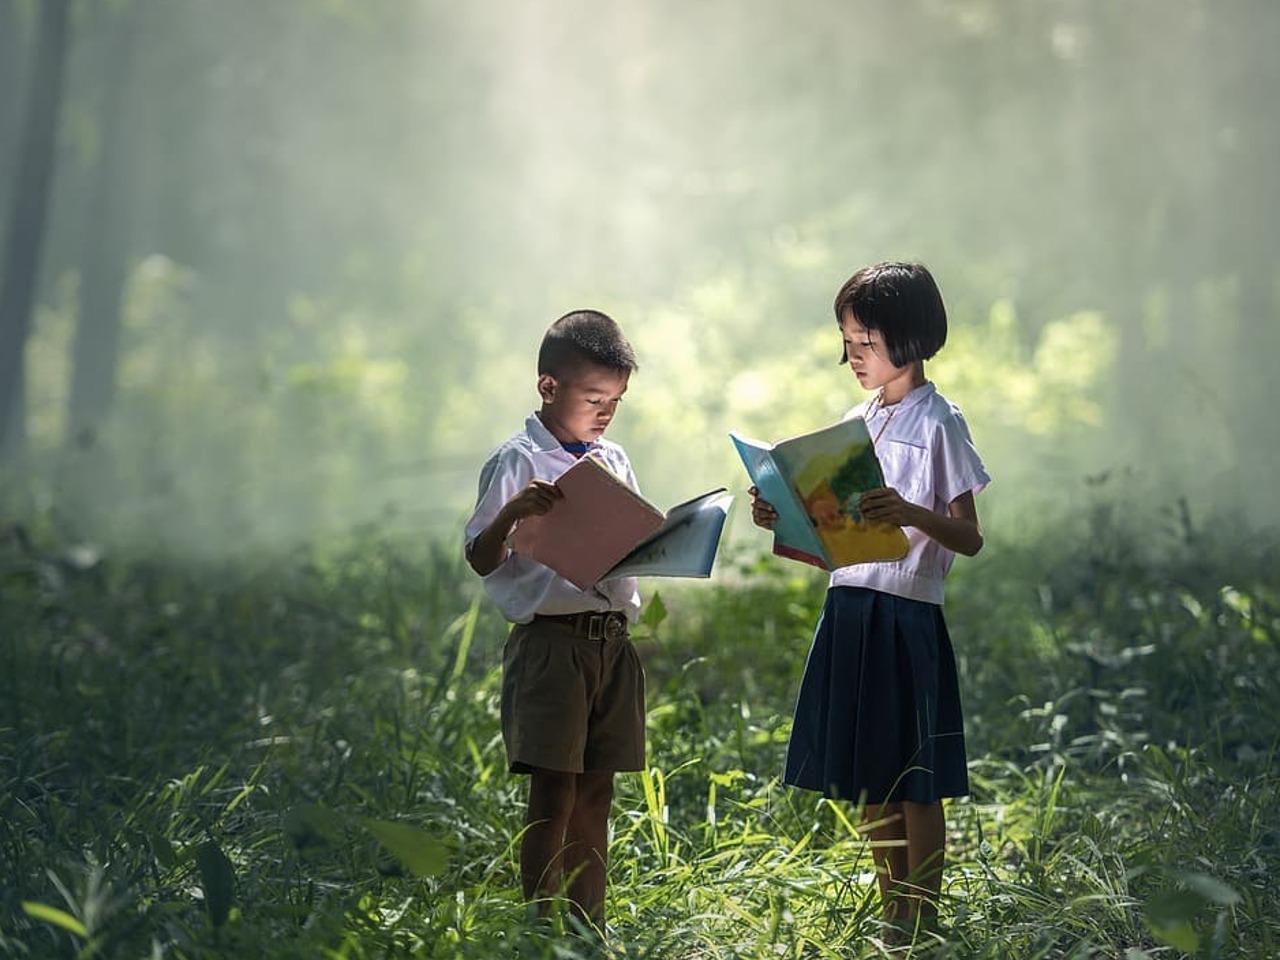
[1, 505, 1277, 958]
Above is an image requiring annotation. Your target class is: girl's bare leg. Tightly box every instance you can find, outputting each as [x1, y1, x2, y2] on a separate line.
[864, 802, 908, 922]
[902, 800, 946, 923]
[865, 800, 946, 936]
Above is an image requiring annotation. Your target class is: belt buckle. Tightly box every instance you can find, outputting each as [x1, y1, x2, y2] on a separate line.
[585, 612, 626, 641]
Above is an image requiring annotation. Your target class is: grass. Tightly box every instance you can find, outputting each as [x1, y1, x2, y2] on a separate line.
[1, 505, 1278, 958]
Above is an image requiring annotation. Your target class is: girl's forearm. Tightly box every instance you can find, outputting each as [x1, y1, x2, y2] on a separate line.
[907, 504, 984, 557]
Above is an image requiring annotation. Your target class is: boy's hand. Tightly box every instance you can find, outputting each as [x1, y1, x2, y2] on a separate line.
[857, 486, 917, 527]
[468, 479, 563, 578]
[502, 479, 563, 523]
[749, 486, 778, 531]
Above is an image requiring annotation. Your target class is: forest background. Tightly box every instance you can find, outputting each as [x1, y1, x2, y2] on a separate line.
[2, 1, 1279, 958]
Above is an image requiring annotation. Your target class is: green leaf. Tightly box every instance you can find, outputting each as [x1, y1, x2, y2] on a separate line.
[283, 803, 342, 851]
[641, 592, 668, 630]
[365, 820, 448, 878]
[1144, 887, 1203, 925]
[195, 841, 235, 927]
[1144, 886, 1204, 953]
[1181, 872, 1242, 907]
[148, 830, 177, 869]
[1146, 919, 1199, 954]
[22, 902, 87, 938]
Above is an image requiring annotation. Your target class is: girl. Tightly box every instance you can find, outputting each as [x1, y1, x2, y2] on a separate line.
[750, 262, 990, 937]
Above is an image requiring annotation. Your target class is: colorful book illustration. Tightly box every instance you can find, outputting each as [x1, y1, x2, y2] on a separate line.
[511, 454, 734, 589]
[730, 418, 909, 569]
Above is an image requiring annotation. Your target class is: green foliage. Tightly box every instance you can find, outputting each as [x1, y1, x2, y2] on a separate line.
[1, 502, 1278, 957]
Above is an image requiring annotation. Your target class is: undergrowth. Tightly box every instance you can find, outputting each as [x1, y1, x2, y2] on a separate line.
[1, 502, 1277, 958]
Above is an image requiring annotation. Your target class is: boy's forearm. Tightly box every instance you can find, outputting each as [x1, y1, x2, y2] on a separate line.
[468, 508, 516, 576]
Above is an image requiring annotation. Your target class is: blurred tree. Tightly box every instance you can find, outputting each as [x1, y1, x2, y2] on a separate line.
[1057, 0, 1280, 508]
[6, 0, 1278, 543]
[0, 0, 71, 460]
[68, 1, 140, 444]
[1206, 0, 1280, 515]
[0, 0, 30, 221]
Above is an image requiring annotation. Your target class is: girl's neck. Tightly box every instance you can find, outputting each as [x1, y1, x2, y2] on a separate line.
[877, 364, 927, 406]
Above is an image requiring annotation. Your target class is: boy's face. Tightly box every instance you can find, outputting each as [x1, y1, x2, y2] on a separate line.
[536, 363, 630, 445]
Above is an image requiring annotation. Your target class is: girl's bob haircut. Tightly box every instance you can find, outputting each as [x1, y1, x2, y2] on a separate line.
[834, 262, 947, 367]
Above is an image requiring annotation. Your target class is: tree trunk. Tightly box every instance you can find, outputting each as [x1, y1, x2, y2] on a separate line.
[0, 0, 72, 460]
[0, 0, 29, 211]
[68, 7, 138, 445]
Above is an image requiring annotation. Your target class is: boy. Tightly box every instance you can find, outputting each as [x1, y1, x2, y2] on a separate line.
[464, 309, 645, 930]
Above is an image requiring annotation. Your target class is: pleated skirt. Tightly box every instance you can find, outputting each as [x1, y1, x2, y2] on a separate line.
[783, 586, 969, 804]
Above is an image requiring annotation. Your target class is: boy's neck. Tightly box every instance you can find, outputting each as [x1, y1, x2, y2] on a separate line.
[535, 411, 597, 455]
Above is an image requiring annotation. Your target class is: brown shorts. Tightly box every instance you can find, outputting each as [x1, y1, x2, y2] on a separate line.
[501, 613, 646, 774]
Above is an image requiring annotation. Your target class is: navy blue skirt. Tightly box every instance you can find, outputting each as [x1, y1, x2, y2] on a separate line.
[783, 586, 969, 804]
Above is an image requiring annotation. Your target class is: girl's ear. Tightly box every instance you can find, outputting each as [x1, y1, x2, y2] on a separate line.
[537, 375, 557, 402]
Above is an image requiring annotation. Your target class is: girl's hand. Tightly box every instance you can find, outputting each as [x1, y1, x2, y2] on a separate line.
[857, 486, 919, 527]
[749, 486, 778, 531]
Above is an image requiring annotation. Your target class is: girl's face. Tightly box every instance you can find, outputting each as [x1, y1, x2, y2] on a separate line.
[536, 363, 630, 444]
[840, 311, 919, 399]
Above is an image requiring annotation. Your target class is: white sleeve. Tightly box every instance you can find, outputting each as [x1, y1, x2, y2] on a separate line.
[463, 446, 533, 553]
[933, 410, 991, 506]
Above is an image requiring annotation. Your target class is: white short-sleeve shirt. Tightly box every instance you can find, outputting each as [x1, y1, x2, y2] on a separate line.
[464, 413, 642, 624]
[829, 382, 990, 605]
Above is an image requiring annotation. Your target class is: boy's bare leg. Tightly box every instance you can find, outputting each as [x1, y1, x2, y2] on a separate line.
[902, 800, 946, 923]
[522, 768, 577, 910]
[563, 770, 615, 927]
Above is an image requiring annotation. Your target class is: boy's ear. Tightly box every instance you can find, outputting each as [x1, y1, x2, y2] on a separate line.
[537, 374, 557, 402]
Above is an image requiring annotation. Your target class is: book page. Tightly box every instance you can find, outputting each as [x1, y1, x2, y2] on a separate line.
[772, 419, 908, 566]
[730, 432, 828, 568]
[603, 489, 733, 580]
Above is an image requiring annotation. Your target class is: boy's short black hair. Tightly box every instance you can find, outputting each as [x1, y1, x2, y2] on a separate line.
[834, 262, 947, 367]
[537, 309, 638, 378]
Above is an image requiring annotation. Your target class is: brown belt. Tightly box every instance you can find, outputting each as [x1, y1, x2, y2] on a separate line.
[533, 611, 629, 641]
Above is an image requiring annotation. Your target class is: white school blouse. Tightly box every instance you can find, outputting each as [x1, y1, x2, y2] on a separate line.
[828, 383, 990, 605]
[464, 413, 642, 624]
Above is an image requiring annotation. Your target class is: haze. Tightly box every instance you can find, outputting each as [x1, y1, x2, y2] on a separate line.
[2, 0, 1277, 557]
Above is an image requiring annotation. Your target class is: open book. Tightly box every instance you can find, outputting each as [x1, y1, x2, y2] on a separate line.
[730, 417, 909, 569]
[510, 454, 734, 589]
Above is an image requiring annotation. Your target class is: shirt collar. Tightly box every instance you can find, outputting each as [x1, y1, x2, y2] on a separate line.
[860, 380, 936, 417]
[525, 412, 600, 455]
[895, 380, 936, 412]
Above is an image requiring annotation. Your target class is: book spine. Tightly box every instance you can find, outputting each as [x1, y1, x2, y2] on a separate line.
[773, 542, 830, 571]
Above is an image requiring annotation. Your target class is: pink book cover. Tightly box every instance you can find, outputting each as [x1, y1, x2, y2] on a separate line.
[511, 455, 664, 589]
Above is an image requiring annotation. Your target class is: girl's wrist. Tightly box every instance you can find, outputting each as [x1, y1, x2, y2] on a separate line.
[905, 502, 928, 528]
